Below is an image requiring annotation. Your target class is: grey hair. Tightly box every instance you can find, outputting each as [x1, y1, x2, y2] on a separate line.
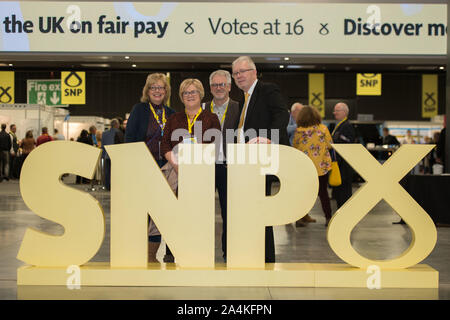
[232, 56, 257, 71]
[336, 102, 349, 115]
[291, 102, 304, 112]
[209, 70, 232, 84]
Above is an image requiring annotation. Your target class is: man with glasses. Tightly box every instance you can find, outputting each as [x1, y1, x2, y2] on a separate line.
[331, 102, 355, 209]
[202, 70, 239, 262]
[231, 56, 289, 263]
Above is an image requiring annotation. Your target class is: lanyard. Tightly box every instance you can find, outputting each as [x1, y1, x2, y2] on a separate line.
[210, 101, 228, 126]
[186, 108, 202, 134]
[149, 103, 166, 136]
[332, 117, 347, 136]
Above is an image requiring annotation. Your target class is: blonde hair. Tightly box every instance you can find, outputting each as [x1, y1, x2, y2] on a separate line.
[179, 78, 205, 101]
[140, 73, 171, 105]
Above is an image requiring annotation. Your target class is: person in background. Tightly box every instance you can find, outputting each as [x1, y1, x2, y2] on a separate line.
[53, 128, 65, 141]
[89, 126, 98, 147]
[36, 127, 53, 146]
[76, 129, 93, 184]
[381, 128, 400, 146]
[96, 130, 102, 148]
[287, 102, 304, 146]
[401, 129, 416, 144]
[331, 102, 355, 209]
[117, 117, 126, 136]
[0, 124, 11, 182]
[125, 73, 175, 263]
[293, 106, 333, 227]
[102, 119, 123, 191]
[18, 130, 36, 177]
[9, 124, 19, 179]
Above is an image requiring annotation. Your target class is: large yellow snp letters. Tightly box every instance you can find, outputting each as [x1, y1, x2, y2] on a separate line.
[17, 142, 438, 288]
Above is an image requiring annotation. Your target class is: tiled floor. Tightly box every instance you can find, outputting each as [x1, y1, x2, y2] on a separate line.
[0, 176, 449, 300]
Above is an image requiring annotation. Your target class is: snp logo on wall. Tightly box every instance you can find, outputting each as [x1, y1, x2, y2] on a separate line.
[0, 71, 14, 104]
[61, 71, 85, 104]
[357, 73, 382, 96]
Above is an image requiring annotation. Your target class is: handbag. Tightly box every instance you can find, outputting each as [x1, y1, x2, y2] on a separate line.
[328, 149, 342, 187]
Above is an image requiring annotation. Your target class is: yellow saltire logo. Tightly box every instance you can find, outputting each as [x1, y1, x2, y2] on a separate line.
[61, 71, 85, 104]
[308, 73, 324, 117]
[422, 74, 438, 118]
[357, 73, 381, 96]
[0, 71, 14, 104]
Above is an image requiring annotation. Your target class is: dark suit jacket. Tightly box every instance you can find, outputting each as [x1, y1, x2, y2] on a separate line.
[332, 118, 355, 144]
[382, 134, 400, 146]
[237, 80, 290, 145]
[203, 98, 240, 160]
[332, 118, 355, 180]
[125, 102, 175, 143]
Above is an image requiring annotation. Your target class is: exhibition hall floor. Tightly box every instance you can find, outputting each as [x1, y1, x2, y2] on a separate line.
[0, 177, 449, 300]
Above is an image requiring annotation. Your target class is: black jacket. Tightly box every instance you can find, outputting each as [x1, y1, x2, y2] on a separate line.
[0, 130, 11, 151]
[237, 80, 290, 145]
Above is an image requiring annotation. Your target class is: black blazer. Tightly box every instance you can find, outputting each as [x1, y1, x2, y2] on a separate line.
[203, 98, 240, 159]
[237, 80, 290, 145]
[332, 118, 355, 144]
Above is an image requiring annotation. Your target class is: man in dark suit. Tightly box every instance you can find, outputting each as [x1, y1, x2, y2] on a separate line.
[331, 102, 355, 209]
[382, 127, 400, 146]
[231, 56, 290, 263]
[203, 70, 239, 262]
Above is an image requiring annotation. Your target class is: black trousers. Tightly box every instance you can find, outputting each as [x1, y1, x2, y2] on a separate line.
[265, 175, 276, 263]
[104, 158, 111, 190]
[216, 163, 228, 259]
[333, 159, 353, 209]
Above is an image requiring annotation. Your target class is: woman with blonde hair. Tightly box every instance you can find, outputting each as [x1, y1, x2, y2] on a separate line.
[125, 73, 175, 263]
[293, 105, 333, 227]
[161, 78, 221, 173]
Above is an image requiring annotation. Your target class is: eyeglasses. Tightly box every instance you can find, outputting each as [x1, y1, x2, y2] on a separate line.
[210, 83, 228, 88]
[232, 69, 254, 77]
[182, 90, 200, 97]
[149, 86, 165, 92]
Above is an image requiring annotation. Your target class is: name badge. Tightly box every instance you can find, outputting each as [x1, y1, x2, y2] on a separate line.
[183, 137, 197, 144]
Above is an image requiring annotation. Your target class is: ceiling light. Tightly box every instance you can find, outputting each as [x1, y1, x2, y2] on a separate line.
[132, 64, 137, 68]
[8, 64, 13, 66]
[439, 66, 445, 70]
[279, 65, 285, 69]
[286, 65, 316, 69]
[284, 57, 290, 61]
[80, 63, 110, 67]
[266, 57, 281, 61]
[406, 66, 438, 70]
[125, 56, 130, 60]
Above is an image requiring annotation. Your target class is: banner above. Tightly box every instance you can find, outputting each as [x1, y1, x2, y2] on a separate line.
[0, 2, 446, 55]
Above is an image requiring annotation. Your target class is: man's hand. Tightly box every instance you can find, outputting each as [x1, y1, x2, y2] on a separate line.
[247, 137, 271, 144]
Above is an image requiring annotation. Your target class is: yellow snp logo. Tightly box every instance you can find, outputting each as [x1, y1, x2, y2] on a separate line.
[357, 73, 382, 96]
[61, 71, 85, 104]
[16, 143, 438, 288]
[0, 71, 14, 104]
